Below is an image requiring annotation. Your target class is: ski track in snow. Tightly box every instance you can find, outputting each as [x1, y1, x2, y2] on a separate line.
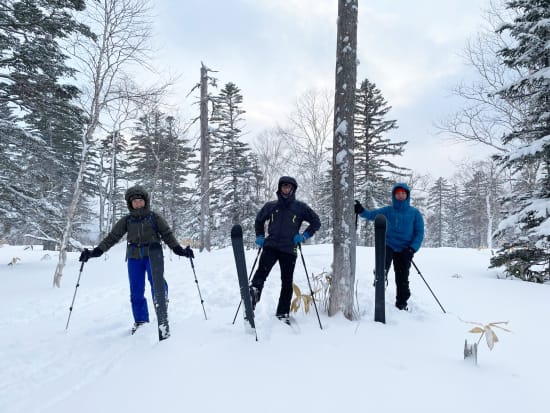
[0, 244, 548, 413]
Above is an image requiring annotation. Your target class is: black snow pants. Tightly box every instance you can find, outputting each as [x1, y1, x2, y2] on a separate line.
[384, 245, 412, 307]
[250, 247, 297, 316]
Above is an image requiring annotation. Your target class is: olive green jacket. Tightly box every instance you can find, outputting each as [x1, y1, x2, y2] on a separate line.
[98, 208, 179, 259]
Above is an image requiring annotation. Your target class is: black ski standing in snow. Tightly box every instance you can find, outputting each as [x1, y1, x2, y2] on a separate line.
[230, 224, 257, 340]
[374, 214, 386, 323]
[149, 242, 170, 340]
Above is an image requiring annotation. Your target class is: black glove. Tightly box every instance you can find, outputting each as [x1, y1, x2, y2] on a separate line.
[79, 247, 103, 262]
[184, 246, 194, 259]
[403, 247, 415, 261]
[354, 200, 365, 214]
[173, 245, 194, 259]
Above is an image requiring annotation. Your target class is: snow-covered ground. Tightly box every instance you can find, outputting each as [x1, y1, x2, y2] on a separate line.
[0, 243, 547, 413]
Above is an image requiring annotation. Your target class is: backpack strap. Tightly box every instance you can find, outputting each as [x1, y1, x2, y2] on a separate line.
[125, 212, 162, 257]
[125, 212, 160, 237]
[146, 211, 161, 237]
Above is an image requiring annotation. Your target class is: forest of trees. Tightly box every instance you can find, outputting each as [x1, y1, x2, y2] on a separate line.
[1, 0, 549, 284]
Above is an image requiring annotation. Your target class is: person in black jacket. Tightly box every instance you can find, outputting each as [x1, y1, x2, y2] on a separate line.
[250, 176, 321, 322]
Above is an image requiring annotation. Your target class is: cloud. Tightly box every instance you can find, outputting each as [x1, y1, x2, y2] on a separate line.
[147, 0, 491, 177]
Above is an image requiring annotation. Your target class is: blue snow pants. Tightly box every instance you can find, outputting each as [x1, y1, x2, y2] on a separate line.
[127, 257, 168, 323]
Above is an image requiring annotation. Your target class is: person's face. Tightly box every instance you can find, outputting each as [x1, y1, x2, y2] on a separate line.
[131, 198, 145, 209]
[281, 183, 293, 195]
[394, 190, 407, 201]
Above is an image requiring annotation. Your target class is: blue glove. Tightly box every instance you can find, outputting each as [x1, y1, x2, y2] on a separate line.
[293, 231, 310, 245]
[255, 235, 265, 248]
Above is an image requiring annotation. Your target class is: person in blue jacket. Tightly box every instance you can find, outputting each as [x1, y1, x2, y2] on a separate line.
[355, 182, 424, 310]
[250, 176, 321, 322]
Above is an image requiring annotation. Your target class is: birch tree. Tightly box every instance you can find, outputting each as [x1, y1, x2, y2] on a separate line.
[253, 128, 292, 201]
[329, 0, 358, 320]
[53, 0, 157, 287]
[279, 88, 333, 205]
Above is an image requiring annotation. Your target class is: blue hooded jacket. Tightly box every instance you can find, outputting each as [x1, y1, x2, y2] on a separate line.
[359, 182, 424, 252]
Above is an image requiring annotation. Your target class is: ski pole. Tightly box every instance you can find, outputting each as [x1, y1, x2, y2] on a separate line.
[232, 247, 262, 324]
[188, 257, 208, 320]
[411, 259, 446, 314]
[298, 244, 323, 330]
[65, 261, 85, 330]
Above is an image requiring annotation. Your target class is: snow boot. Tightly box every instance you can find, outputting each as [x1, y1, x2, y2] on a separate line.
[276, 313, 291, 325]
[131, 321, 148, 334]
[249, 285, 261, 310]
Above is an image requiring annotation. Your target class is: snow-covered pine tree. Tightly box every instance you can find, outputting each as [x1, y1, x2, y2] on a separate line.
[210, 82, 260, 246]
[128, 109, 197, 239]
[445, 183, 462, 248]
[425, 177, 452, 247]
[491, 0, 550, 282]
[0, 104, 63, 245]
[96, 130, 130, 239]
[354, 78, 408, 246]
[462, 171, 492, 248]
[0, 0, 90, 245]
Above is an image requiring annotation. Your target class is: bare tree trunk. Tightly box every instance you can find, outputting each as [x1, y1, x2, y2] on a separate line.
[329, 0, 358, 320]
[53, 125, 98, 287]
[108, 131, 119, 229]
[200, 63, 211, 252]
[98, 146, 108, 239]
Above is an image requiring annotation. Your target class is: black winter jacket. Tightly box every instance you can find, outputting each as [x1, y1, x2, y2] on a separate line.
[255, 191, 321, 255]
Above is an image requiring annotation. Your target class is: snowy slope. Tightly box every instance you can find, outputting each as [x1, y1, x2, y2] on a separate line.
[0, 244, 547, 413]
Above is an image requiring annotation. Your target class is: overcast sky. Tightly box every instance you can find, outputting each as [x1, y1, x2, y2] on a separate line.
[148, 0, 494, 179]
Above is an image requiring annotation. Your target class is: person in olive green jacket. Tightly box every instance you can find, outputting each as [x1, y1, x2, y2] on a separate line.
[79, 185, 193, 330]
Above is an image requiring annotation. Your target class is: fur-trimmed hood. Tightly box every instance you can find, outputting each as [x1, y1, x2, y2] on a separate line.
[125, 186, 150, 212]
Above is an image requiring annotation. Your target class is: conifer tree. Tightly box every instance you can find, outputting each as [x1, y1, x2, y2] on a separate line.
[354, 78, 408, 246]
[128, 109, 197, 239]
[490, 0, 550, 282]
[426, 177, 452, 247]
[96, 130, 130, 239]
[209, 82, 260, 246]
[0, 0, 90, 245]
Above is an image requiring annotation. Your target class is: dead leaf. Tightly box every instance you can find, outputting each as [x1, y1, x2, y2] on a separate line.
[469, 327, 485, 334]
